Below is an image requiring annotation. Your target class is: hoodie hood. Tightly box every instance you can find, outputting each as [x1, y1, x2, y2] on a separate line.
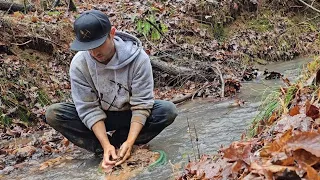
[90, 31, 143, 70]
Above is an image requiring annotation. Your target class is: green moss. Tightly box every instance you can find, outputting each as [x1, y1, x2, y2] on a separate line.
[213, 22, 225, 41]
[248, 16, 273, 32]
[47, 11, 61, 16]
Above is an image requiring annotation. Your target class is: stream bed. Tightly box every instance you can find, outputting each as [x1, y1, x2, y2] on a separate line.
[3, 58, 312, 180]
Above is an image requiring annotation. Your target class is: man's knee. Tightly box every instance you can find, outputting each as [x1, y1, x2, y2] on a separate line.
[159, 100, 178, 125]
[45, 103, 63, 127]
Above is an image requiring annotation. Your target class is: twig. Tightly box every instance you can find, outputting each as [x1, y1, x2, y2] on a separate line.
[212, 64, 225, 98]
[11, 40, 32, 46]
[193, 124, 200, 160]
[171, 93, 193, 104]
[297, 0, 320, 13]
[240, 65, 247, 79]
[187, 118, 196, 162]
[16, 35, 65, 49]
[191, 82, 213, 100]
[5, 3, 14, 14]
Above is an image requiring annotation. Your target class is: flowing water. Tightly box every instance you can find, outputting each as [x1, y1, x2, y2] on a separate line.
[3, 58, 312, 180]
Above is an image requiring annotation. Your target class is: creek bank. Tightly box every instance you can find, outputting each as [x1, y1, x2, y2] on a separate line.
[178, 58, 320, 179]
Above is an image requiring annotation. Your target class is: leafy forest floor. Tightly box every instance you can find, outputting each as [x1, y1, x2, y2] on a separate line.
[0, 0, 320, 179]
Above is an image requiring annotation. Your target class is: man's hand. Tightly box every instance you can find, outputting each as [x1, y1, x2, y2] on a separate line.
[92, 120, 118, 171]
[101, 144, 118, 169]
[115, 140, 134, 166]
[115, 120, 144, 165]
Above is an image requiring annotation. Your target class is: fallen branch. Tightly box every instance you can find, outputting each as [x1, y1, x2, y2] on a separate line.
[150, 57, 193, 76]
[0, 1, 34, 12]
[171, 83, 213, 104]
[171, 93, 193, 104]
[297, 0, 320, 13]
[13, 36, 63, 54]
[11, 40, 32, 46]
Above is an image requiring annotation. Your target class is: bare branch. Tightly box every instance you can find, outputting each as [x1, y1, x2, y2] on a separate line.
[297, 0, 320, 13]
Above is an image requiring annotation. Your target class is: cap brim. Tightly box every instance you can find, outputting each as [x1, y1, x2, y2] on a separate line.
[70, 35, 107, 51]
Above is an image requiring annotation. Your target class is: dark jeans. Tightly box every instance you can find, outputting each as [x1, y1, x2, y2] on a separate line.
[45, 100, 177, 153]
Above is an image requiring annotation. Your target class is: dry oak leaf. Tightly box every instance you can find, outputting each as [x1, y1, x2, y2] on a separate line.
[300, 162, 320, 180]
[306, 101, 320, 120]
[221, 139, 258, 164]
[284, 131, 320, 157]
[260, 130, 292, 157]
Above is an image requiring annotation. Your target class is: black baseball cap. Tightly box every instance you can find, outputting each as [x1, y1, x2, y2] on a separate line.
[70, 10, 111, 51]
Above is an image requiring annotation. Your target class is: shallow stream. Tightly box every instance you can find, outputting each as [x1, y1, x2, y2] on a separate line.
[4, 58, 312, 180]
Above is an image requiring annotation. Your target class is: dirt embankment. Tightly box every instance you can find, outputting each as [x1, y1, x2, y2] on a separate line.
[0, 0, 319, 176]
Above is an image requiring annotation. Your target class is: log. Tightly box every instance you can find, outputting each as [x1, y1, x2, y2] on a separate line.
[150, 57, 193, 76]
[52, 0, 77, 12]
[0, 1, 34, 12]
[12, 36, 55, 54]
[171, 93, 193, 104]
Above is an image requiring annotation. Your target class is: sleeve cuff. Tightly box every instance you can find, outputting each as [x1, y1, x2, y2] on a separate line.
[131, 109, 150, 125]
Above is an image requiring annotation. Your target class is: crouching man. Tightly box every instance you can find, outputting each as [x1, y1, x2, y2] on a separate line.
[45, 10, 177, 170]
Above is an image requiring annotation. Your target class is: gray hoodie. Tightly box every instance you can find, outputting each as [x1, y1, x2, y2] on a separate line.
[69, 31, 154, 130]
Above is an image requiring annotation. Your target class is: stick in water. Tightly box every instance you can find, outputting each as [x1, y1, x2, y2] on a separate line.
[193, 123, 200, 161]
[187, 118, 196, 161]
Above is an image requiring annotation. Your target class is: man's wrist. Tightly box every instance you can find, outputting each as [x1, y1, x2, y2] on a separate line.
[102, 142, 112, 150]
[126, 138, 136, 145]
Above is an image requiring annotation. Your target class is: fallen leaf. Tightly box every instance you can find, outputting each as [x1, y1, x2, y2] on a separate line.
[222, 140, 257, 164]
[306, 102, 319, 120]
[31, 16, 38, 23]
[13, 146, 36, 157]
[292, 149, 320, 166]
[285, 131, 320, 157]
[289, 106, 300, 116]
[271, 152, 294, 166]
[42, 145, 52, 153]
[301, 162, 320, 180]
[250, 162, 296, 173]
[274, 114, 312, 133]
[13, 11, 24, 19]
[260, 130, 292, 157]
[61, 138, 69, 147]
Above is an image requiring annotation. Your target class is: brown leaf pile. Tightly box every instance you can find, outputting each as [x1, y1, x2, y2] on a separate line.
[179, 72, 320, 179]
[0, 128, 73, 175]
